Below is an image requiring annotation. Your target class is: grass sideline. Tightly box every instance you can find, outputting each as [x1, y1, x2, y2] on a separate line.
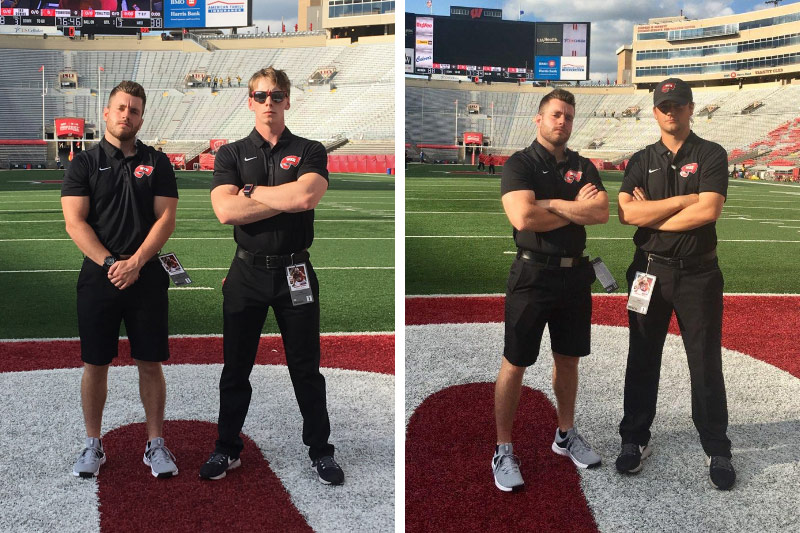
[406, 164, 800, 295]
[0, 170, 394, 339]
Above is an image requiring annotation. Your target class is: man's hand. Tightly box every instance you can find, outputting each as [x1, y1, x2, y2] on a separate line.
[575, 183, 599, 202]
[108, 259, 142, 290]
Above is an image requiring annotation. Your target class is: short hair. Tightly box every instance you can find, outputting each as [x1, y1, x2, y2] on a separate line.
[248, 67, 291, 98]
[107, 81, 147, 114]
[538, 89, 575, 113]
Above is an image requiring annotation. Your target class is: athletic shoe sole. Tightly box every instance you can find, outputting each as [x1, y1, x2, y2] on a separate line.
[72, 454, 106, 479]
[551, 441, 602, 469]
[200, 457, 241, 480]
[491, 459, 524, 492]
[617, 444, 653, 474]
[143, 454, 179, 479]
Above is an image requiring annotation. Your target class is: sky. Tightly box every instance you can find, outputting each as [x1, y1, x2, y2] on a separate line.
[250, 0, 303, 34]
[403, 0, 800, 82]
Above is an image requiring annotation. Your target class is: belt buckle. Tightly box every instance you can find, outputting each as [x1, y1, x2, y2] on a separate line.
[559, 257, 573, 268]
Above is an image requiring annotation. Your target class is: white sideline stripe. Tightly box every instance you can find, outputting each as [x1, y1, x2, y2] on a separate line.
[168, 286, 214, 290]
[406, 235, 800, 242]
[0, 330, 394, 343]
[405, 292, 800, 298]
[0, 266, 393, 273]
[0, 237, 393, 242]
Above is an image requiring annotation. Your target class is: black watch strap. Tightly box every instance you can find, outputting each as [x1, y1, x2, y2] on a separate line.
[103, 255, 117, 271]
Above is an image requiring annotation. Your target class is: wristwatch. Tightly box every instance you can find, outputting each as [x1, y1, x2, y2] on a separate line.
[243, 184, 255, 198]
[103, 255, 117, 271]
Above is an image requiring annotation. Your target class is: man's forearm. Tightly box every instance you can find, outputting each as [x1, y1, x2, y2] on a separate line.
[248, 178, 326, 213]
[128, 215, 176, 267]
[619, 196, 691, 226]
[544, 197, 609, 226]
[646, 201, 721, 232]
[515, 204, 571, 232]
[213, 193, 282, 225]
[64, 219, 111, 266]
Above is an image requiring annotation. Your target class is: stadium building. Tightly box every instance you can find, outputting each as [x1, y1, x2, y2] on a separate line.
[406, 3, 800, 180]
[619, 0, 800, 87]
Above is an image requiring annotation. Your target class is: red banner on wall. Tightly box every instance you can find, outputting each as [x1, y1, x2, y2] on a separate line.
[199, 153, 216, 170]
[167, 153, 185, 168]
[210, 139, 227, 152]
[55, 118, 85, 138]
[464, 132, 483, 145]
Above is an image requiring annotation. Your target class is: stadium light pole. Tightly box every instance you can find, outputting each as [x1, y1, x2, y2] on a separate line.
[40, 65, 45, 141]
[454, 99, 458, 146]
[98, 66, 104, 138]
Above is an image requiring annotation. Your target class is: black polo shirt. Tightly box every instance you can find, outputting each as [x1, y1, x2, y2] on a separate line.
[61, 138, 178, 256]
[210, 127, 329, 255]
[500, 139, 606, 257]
[620, 131, 728, 257]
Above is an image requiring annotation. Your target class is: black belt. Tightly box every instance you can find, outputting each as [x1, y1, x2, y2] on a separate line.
[236, 247, 309, 268]
[517, 249, 588, 268]
[640, 249, 717, 269]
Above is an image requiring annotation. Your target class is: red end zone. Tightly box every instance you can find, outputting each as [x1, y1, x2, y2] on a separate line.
[406, 295, 800, 378]
[0, 334, 394, 375]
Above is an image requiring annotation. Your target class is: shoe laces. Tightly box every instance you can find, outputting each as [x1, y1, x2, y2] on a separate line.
[566, 432, 592, 454]
[710, 456, 733, 472]
[494, 453, 521, 475]
[206, 452, 228, 466]
[146, 443, 176, 466]
[77, 446, 103, 464]
[316, 456, 340, 471]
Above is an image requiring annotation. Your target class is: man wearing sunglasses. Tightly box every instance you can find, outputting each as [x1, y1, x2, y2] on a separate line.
[200, 67, 344, 486]
[616, 78, 734, 490]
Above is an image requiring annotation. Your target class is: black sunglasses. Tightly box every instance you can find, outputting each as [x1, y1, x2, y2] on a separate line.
[250, 90, 286, 103]
[656, 101, 687, 113]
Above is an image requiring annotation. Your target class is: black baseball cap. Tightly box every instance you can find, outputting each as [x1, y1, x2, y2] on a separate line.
[653, 78, 693, 107]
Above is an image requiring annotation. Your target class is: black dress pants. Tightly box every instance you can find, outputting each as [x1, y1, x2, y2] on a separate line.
[215, 256, 334, 461]
[619, 251, 731, 458]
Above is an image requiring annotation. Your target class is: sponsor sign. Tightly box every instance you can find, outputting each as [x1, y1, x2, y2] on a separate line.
[535, 23, 562, 56]
[560, 56, 587, 80]
[535, 56, 560, 80]
[562, 23, 587, 57]
[54, 117, 84, 138]
[405, 48, 414, 74]
[164, 0, 248, 29]
[415, 16, 434, 70]
[464, 132, 483, 144]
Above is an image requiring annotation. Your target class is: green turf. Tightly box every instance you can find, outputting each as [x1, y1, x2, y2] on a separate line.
[0, 170, 394, 339]
[406, 165, 800, 295]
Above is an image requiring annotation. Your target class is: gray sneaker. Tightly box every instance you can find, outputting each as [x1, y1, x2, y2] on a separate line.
[492, 443, 524, 492]
[73, 437, 106, 478]
[551, 427, 602, 469]
[143, 437, 179, 479]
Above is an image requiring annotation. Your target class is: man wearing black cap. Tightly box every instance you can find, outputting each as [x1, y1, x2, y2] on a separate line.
[615, 78, 735, 490]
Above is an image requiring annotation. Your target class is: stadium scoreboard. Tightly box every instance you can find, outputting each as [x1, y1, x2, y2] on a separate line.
[0, 1, 251, 34]
[405, 11, 590, 82]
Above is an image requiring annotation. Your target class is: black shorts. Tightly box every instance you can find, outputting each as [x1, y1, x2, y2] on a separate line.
[504, 258, 594, 366]
[76, 258, 170, 365]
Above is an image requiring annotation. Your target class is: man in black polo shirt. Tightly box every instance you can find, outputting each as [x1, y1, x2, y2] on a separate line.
[492, 89, 609, 492]
[615, 78, 735, 490]
[199, 67, 344, 485]
[61, 81, 179, 479]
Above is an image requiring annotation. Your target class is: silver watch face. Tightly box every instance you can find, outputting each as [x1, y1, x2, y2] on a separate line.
[104, 257, 116, 267]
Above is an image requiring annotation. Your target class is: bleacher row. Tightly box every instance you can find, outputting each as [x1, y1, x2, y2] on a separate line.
[406, 83, 800, 167]
[0, 43, 394, 148]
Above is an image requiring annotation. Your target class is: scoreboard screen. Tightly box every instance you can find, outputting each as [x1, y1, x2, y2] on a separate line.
[0, 1, 251, 34]
[405, 12, 590, 82]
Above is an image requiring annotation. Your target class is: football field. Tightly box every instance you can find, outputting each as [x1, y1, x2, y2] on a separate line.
[0, 170, 395, 338]
[406, 164, 800, 295]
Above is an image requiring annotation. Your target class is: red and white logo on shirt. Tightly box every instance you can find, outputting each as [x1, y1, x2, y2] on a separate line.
[280, 155, 301, 170]
[563, 170, 583, 184]
[134, 165, 154, 179]
[679, 163, 698, 178]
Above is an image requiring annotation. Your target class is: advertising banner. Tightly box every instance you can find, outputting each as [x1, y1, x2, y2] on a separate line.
[164, 0, 248, 29]
[535, 56, 560, 80]
[167, 153, 186, 168]
[562, 23, 587, 57]
[464, 132, 483, 144]
[415, 16, 434, 69]
[405, 48, 414, 73]
[560, 56, 587, 80]
[54, 117, 85, 138]
[535, 23, 563, 56]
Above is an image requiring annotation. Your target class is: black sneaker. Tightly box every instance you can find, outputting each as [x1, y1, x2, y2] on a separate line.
[706, 455, 735, 490]
[312, 455, 344, 485]
[615, 443, 652, 474]
[199, 451, 241, 480]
